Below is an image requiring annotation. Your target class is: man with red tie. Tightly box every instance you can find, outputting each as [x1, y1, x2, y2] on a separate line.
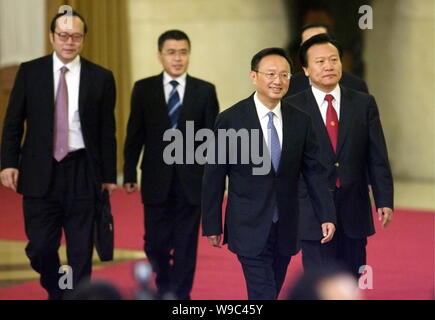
[284, 34, 394, 277]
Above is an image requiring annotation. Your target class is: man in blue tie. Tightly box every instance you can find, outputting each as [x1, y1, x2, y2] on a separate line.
[201, 48, 336, 300]
[123, 30, 219, 300]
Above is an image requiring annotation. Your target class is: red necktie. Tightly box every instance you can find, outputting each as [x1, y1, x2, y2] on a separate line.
[324, 94, 341, 187]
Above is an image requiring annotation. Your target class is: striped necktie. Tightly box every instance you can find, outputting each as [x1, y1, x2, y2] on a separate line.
[168, 80, 182, 129]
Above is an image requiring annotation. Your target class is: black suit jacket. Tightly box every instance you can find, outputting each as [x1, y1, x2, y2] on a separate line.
[1, 55, 117, 197]
[201, 95, 335, 257]
[287, 71, 369, 97]
[284, 86, 393, 240]
[123, 73, 219, 205]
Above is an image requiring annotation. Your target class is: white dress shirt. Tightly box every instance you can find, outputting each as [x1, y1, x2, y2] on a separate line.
[311, 85, 341, 124]
[253, 92, 283, 149]
[53, 52, 85, 151]
[163, 72, 187, 104]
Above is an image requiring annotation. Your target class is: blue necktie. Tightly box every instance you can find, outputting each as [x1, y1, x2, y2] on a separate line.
[267, 111, 281, 222]
[167, 80, 182, 129]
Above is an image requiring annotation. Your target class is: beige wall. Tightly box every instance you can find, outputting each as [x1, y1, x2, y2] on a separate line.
[128, 0, 290, 110]
[0, 0, 45, 67]
[364, 0, 434, 181]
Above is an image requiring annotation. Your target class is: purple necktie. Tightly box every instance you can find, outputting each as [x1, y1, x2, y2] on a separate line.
[53, 66, 69, 162]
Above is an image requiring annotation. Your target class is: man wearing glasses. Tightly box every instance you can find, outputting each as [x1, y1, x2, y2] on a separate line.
[0, 11, 117, 299]
[201, 48, 335, 299]
[123, 30, 219, 300]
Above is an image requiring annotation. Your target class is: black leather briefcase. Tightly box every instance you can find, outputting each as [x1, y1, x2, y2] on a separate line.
[94, 190, 114, 261]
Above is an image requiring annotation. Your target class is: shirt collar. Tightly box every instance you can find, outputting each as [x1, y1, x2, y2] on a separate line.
[163, 71, 187, 87]
[311, 84, 341, 107]
[52, 52, 81, 74]
[253, 92, 282, 120]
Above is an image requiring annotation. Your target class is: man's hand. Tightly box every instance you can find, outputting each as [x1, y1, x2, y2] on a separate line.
[0, 168, 19, 192]
[378, 207, 393, 228]
[321, 222, 336, 244]
[123, 183, 139, 194]
[208, 235, 222, 248]
[102, 183, 117, 195]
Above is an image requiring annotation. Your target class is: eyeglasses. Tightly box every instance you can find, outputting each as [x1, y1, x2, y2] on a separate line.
[54, 32, 84, 43]
[255, 71, 292, 80]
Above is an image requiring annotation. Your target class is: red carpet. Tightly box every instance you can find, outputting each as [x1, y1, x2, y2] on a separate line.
[0, 186, 433, 299]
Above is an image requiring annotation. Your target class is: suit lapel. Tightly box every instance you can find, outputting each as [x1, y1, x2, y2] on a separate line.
[242, 95, 263, 131]
[241, 95, 272, 173]
[155, 73, 171, 128]
[178, 74, 196, 126]
[78, 58, 90, 118]
[41, 56, 55, 123]
[243, 95, 283, 175]
[279, 104, 291, 174]
[336, 86, 355, 156]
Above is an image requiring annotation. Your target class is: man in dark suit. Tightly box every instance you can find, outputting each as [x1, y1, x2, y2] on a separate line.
[0, 11, 117, 299]
[123, 30, 219, 300]
[284, 34, 394, 277]
[201, 48, 336, 300]
[286, 23, 369, 96]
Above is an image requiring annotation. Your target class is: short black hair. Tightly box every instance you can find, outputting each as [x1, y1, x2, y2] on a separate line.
[251, 47, 293, 72]
[299, 33, 342, 68]
[50, 10, 88, 34]
[301, 22, 330, 35]
[158, 30, 191, 52]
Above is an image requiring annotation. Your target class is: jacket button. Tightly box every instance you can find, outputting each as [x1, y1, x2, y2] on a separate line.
[334, 162, 340, 167]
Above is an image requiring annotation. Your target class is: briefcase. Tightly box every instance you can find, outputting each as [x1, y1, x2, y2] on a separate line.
[94, 189, 114, 261]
